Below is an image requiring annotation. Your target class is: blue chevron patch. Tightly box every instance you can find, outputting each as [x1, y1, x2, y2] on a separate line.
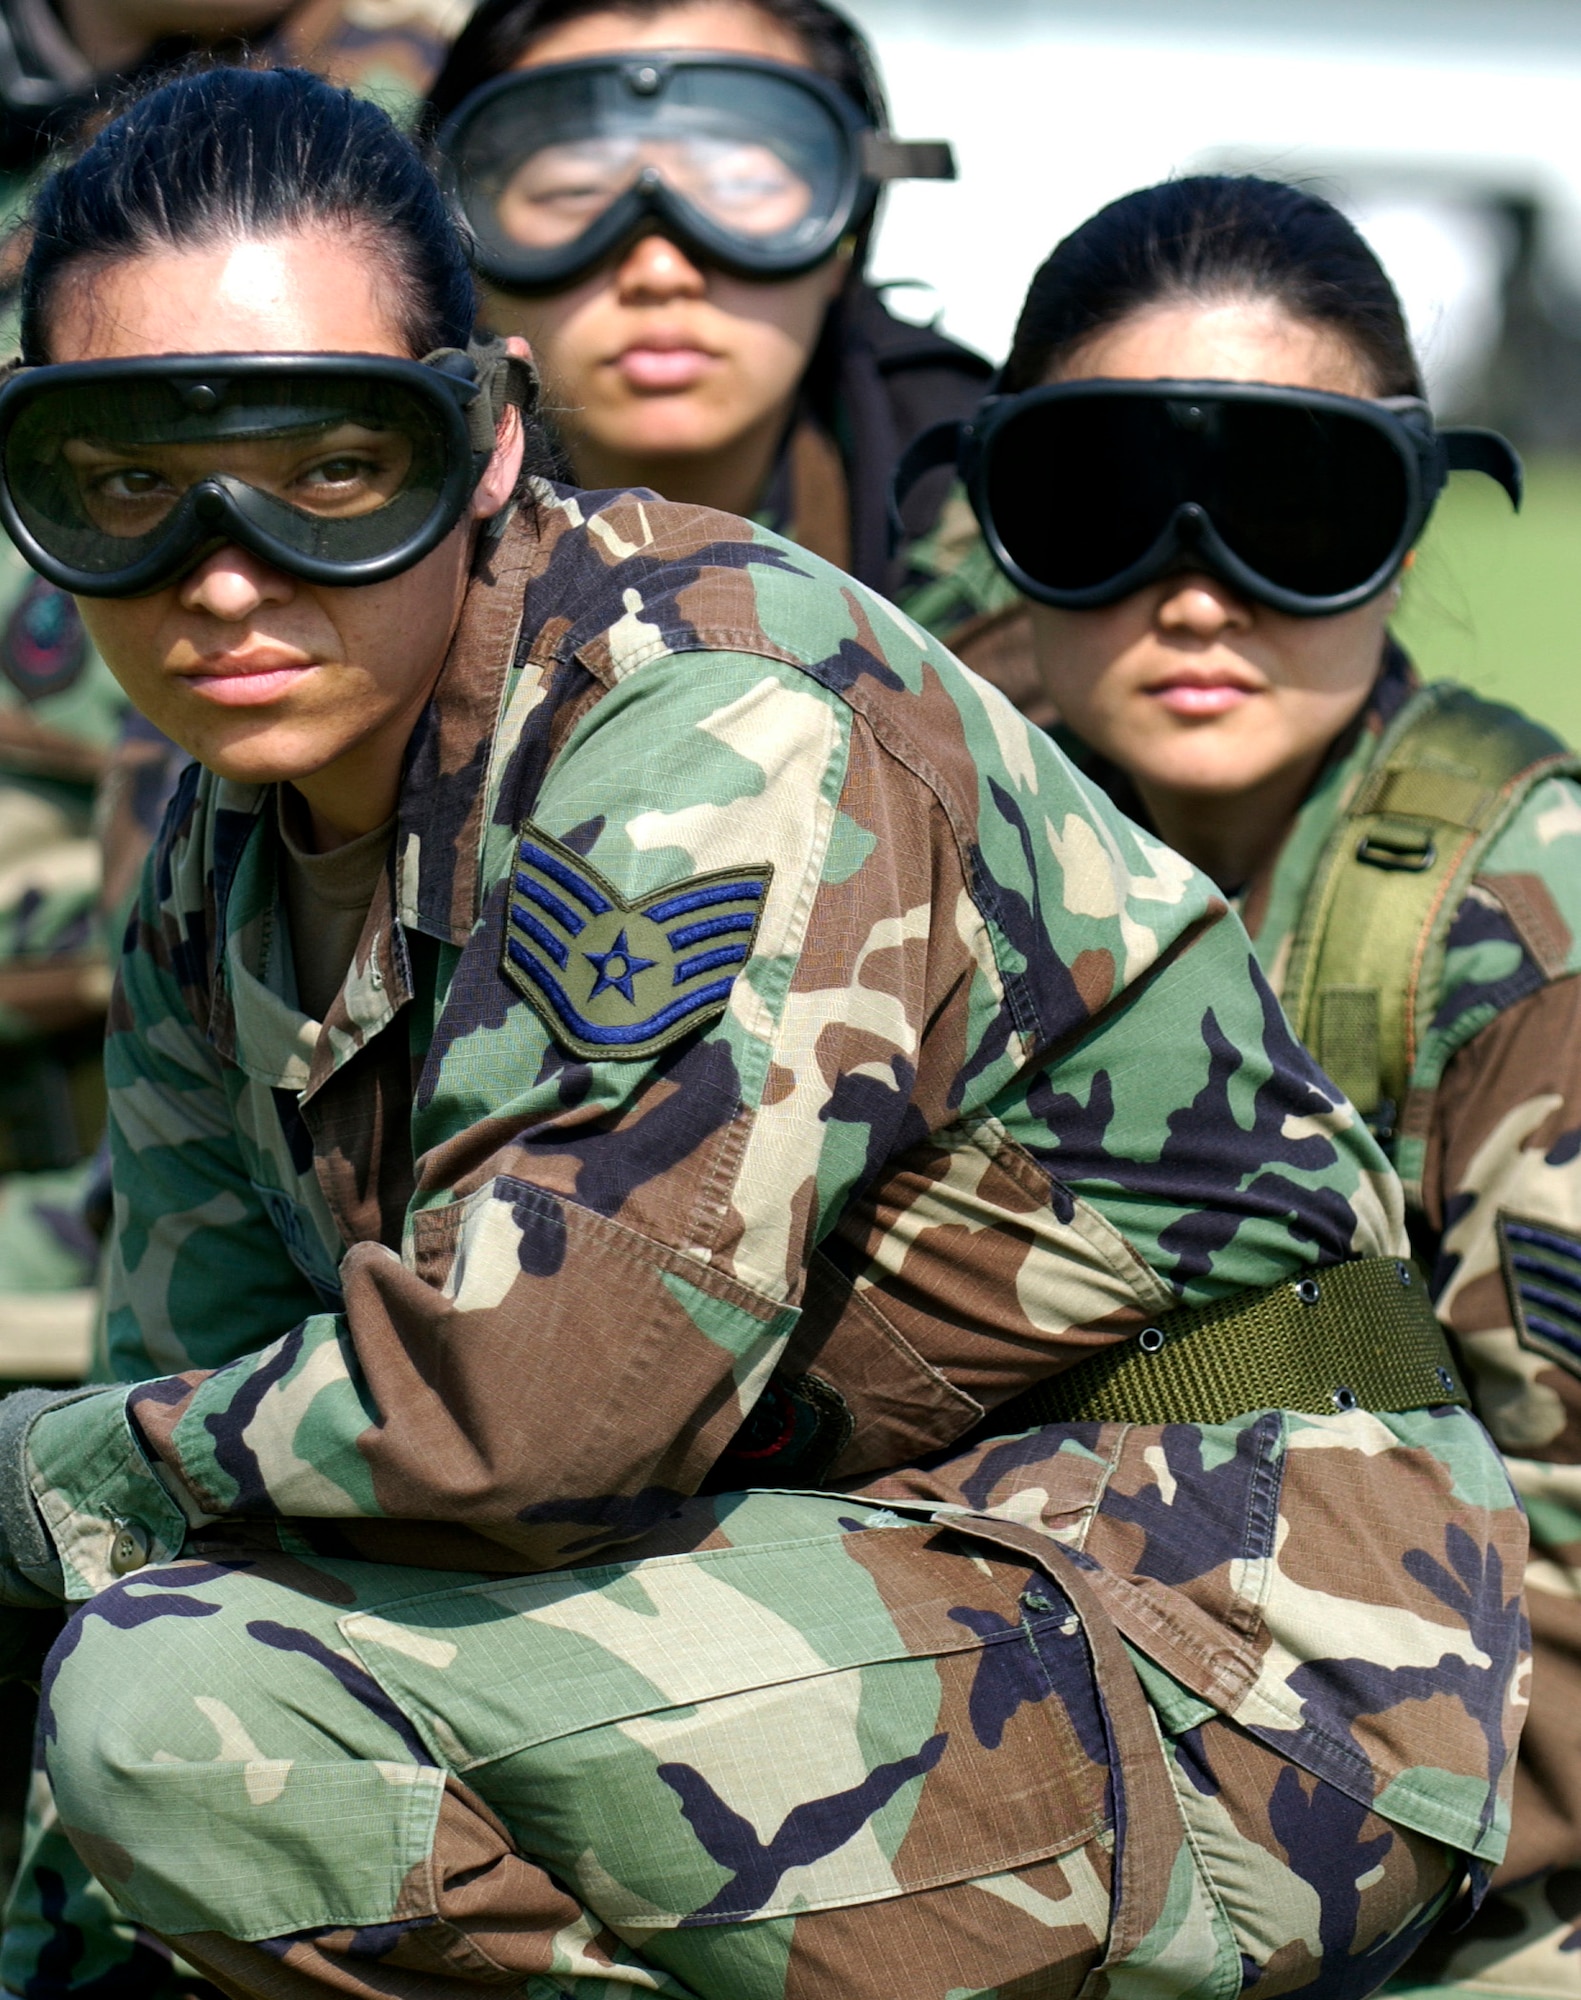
[1499, 1213, 1581, 1379]
[502, 822, 772, 1061]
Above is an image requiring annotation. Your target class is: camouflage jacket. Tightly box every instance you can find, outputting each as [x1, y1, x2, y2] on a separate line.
[901, 482, 1047, 724]
[22, 494, 1525, 1869]
[1070, 646, 1581, 1883]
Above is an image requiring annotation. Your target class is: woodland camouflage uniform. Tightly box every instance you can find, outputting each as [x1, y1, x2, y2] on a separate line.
[0, 492, 1528, 2000]
[1062, 644, 1581, 1998]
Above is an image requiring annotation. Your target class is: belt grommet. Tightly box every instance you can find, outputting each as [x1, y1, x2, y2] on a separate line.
[1396, 1260, 1412, 1287]
[1332, 1385, 1358, 1412]
[1138, 1326, 1165, 1354]
[1296, 1277, 1322, 1306]
[1436, 1366, 1455, 1394]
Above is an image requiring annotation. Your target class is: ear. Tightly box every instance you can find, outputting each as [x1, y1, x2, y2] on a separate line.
[470, 335, 533, 518]
[822, 241, 856, 303]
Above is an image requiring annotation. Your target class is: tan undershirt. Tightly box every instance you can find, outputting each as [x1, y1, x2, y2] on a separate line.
[276, 786, 396, 1024]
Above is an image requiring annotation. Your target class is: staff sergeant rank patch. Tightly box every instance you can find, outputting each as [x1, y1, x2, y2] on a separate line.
[502, 823, 772, 1061]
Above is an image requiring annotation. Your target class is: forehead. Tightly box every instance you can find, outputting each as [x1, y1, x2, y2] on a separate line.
[516, 2, 813, 70]
[1053, 299, 1379, 398]
[46, 232, 412, 365]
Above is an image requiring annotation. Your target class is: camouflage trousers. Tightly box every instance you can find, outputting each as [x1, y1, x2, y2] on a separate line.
[9, 1487, 1463, 2000]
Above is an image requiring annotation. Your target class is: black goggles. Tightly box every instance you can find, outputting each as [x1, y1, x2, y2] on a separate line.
[897, 379, 1521, 617]
[0, 341, 534, 598]
[436, 52, 955, 291]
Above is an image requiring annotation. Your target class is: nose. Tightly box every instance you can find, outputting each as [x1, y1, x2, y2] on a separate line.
[1154, 572, 1255, 639]
[178, 545, 296, 619]
[613, 232, 708, 304]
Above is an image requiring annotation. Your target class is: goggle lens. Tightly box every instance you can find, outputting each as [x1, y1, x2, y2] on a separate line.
[495, 133, 818, 251]
[1209, 401, 1407, 597]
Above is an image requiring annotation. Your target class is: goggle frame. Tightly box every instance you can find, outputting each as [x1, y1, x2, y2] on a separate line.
[949, 377, 1520, 618]
[437, 51, 949, 292]
[0, 350, 492, 598]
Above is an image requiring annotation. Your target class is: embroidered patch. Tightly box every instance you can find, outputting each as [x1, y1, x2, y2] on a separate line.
[1499, 1212, 1581, 1379]
[502, 822, 772, 1061]
[1, 577, 87, 701]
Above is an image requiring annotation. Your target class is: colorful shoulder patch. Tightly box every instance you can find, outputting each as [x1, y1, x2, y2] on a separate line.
[2, 577, 87, 702]
[502, 822, 772, 1061]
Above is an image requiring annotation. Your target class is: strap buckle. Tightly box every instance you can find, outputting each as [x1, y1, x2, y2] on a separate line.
[1356, 824, 1436, 872]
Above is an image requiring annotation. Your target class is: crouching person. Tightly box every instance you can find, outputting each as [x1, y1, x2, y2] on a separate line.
[0, 66, 1529, 2000]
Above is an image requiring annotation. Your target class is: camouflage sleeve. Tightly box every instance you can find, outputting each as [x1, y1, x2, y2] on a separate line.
[25, 638, 1402, 1589]
[1422, 776, 1581, 1482]
[1417, 786, 1581, 1883]
[1425, 971, 1581, 1467]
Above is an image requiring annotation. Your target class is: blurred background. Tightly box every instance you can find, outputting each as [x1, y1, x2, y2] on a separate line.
[846, 0, 1581, 738]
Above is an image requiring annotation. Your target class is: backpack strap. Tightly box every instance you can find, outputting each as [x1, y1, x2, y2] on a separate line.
[1284, 682, 1579, 1194]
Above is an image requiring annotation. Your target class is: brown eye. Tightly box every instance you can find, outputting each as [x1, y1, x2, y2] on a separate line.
[98, 467, 168, 498]
[306, 456, 373, 486]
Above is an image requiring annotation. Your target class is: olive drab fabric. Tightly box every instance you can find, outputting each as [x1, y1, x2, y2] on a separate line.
[1282, 681, 1580, 1180]
[0, 490, 1528, 2000]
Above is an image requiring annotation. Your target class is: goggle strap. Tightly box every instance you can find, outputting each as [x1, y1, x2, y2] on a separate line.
[887, 415, 963, 552]
[423, 337, 541, 460]
[859, 134, 956, 181]
[1442, 426, 1523, 509]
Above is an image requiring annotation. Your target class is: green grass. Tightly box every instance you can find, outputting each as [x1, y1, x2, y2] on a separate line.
[1394, 455, 1581, 743]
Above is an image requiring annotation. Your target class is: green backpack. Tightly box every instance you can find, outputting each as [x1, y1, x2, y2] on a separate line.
[1283, 681, 1581, 1206]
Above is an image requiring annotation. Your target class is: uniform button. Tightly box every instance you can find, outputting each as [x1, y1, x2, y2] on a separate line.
[108, 1520, 151, 1576]
[1021, 1589, 1058, 1614]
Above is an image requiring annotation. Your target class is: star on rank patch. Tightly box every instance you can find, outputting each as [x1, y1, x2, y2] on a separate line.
[502, 823, 773, 1061]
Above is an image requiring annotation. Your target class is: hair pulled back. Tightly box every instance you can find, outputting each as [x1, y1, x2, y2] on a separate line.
[21, 66, 478, 365]
[1002, 175, 1424, 401]
[425, 0, 888, 134]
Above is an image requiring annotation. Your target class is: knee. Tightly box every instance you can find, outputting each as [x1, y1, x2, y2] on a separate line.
[40, 1569, 243, 1857]
[37, 1565, 447, 1945]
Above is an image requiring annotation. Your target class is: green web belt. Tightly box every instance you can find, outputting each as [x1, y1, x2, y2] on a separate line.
[992, 1255, 1465, 1431]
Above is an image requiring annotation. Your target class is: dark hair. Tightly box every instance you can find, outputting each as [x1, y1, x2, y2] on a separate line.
[424, 0, 888, 135]
[21, 66, 479, 364]
[1002, 175, 1424, 400]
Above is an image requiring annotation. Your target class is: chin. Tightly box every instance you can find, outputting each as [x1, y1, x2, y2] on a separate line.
[618, 417, 734, 462]
[1148, 749, 1285, 800]
[186, 726, 339, 788]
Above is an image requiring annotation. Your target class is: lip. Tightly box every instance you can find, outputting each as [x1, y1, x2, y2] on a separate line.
[611, 330, 718, 392]
[178, 648, 319, 707]
[1144, 669, 1264, 718]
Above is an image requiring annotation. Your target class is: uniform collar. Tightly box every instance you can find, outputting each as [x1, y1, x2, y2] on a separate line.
[393, 507, 538, 948]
